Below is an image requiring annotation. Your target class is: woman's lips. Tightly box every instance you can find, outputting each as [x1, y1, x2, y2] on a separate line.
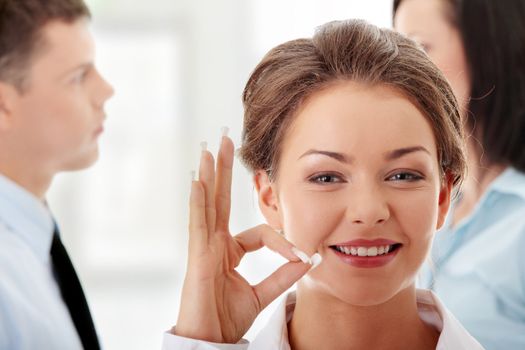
[334, 238, 399, 247]
[329, 239, 402, 268]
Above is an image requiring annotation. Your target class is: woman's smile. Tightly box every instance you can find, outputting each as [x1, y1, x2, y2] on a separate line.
[329, 239, 403, 268]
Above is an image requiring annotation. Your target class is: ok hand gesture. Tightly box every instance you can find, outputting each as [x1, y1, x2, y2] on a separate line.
[174, 131, 313, 344]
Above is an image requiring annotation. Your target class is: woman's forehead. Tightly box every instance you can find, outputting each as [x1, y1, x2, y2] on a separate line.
[281, 82, 438, 161]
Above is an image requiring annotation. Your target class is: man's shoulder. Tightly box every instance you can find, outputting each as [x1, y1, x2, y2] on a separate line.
[0, 224, 29, 317]
[0, 223, 46, 290]
[0, 222, 27, 261]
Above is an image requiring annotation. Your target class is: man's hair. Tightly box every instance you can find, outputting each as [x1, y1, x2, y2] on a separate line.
[394, 0, 525, 172]
[0, 0, 90, 91]
[239, 19, 466, 190]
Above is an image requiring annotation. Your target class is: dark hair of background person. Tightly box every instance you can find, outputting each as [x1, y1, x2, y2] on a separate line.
[0, 0, 90, 91]
[239, 19, 466, 191]
[394, 0, 525, 172]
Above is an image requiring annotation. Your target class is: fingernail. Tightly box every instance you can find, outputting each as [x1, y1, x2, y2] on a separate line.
[200, 141, 207, 152]
[291, 247, 310, 264]
[310, 253, 322, 268]
[190, 170, 196, 182]
[221, 126, 229, 137]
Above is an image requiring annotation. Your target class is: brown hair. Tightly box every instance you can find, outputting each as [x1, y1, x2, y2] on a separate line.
[0, 0, 90, 91]
[239, 19, 466, 188]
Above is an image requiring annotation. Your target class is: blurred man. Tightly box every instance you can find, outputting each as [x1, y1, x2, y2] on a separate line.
[0, 0, 113, 348]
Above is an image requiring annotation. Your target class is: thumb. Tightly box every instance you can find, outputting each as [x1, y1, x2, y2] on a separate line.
[253, 261, 311, 311]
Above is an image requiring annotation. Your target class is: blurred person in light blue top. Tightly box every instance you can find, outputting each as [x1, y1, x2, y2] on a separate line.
[394, 0, 525, 349]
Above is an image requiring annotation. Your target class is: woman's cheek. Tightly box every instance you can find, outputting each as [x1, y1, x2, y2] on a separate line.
[393, 189, 439, 247]
[280, 190, 344, 254]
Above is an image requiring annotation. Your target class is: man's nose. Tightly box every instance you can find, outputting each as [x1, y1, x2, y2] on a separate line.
[94, 69, 114, 107]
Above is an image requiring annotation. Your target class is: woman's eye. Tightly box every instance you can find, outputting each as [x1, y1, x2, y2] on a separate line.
[387, 172, 423, 182]
[309, 173, 344, 184]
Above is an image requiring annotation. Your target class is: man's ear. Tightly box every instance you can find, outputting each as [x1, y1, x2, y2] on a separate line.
[436, 172, 454, 230]
[254, 170, 282, 230]
[0, 82, 17, 131]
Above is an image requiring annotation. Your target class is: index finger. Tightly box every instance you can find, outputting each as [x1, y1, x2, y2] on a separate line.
[234, 224, 303, 263]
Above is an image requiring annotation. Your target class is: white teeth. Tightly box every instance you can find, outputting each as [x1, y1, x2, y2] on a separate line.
[367, 247, 378, 256]
[335, 244, 395, 257]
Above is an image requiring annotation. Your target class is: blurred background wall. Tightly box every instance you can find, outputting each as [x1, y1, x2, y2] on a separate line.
[47, 1, 393, 348]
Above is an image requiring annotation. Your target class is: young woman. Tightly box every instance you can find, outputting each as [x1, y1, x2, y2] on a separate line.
[164, 20, 483, 349]
[394, 1, 525, 348]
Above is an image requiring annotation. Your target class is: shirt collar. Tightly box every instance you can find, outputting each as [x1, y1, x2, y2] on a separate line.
[421, 290, 484, 349]
[0, 173, 54, 263]
[250, 293, 294, 350]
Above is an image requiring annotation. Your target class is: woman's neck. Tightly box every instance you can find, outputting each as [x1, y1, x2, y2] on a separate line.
[288, 285, 438, 350]
[452, 141, 506, 226]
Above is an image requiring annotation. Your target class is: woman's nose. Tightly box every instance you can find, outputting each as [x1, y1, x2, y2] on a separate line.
[345, 184, 390, 227]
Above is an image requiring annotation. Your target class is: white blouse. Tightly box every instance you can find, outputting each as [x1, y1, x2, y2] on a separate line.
[162, 289, 484, 349]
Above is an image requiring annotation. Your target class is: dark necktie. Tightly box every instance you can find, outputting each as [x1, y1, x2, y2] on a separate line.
[50, 227, 101, 350]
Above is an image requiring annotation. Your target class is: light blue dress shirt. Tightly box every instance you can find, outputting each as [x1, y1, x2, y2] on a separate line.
[420, 167, 525, 350]
[0, 173, 83, 350]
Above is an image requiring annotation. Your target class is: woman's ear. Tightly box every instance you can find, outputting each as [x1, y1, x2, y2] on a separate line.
[436, 173, 454, 230]
[254, 170, 282, 229]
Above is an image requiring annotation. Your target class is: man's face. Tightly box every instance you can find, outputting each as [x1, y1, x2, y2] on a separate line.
[9, 18, 114, 173]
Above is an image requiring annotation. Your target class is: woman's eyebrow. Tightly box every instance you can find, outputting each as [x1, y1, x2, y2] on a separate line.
[298, 150, 353, 164]
[298, 146, 431, 163]
[385, 146, 431, 160]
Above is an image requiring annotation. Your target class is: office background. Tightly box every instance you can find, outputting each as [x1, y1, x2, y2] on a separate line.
[48, 1, 392, 348]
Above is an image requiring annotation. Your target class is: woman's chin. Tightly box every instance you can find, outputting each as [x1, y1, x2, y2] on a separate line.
[300, 271, 414, 308]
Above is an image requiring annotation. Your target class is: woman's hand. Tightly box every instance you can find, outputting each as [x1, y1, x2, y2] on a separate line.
[173, 132, 312, 344]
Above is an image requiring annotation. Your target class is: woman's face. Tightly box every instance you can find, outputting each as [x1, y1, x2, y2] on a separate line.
[394, 0, 470, 116]
[258, 82, 451, 306]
